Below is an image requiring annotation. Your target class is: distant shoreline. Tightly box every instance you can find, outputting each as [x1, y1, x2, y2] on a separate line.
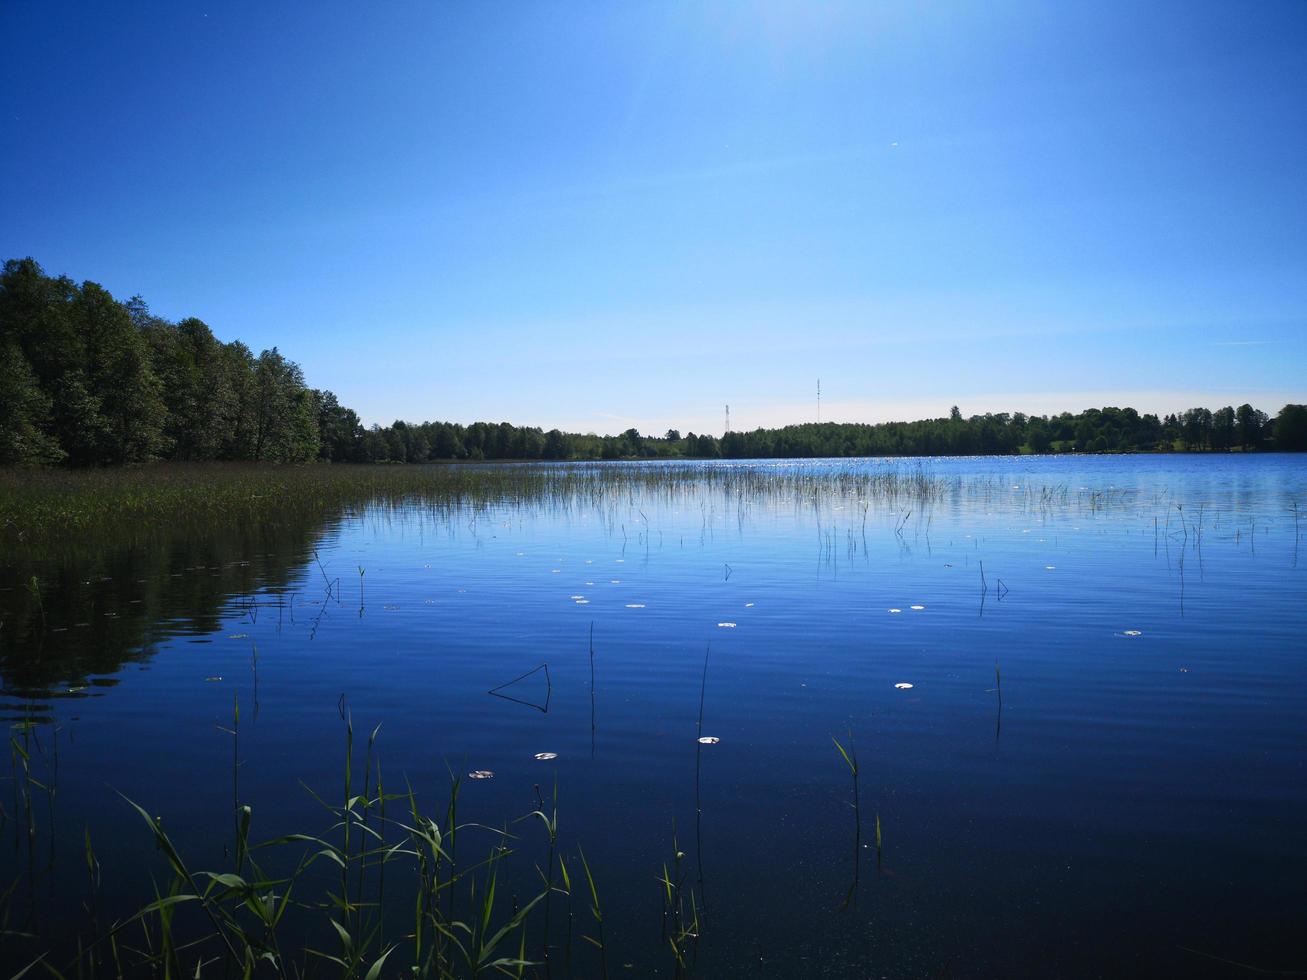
[5, 258, 1306, 467]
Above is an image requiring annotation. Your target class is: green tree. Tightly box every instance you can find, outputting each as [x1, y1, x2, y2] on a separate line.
[543, 428, 571, 459]
[1236, 404, 1263, 450]
[1212, 406, 1236, 451]
[251, 348, 318, 462]
[430, 422, 463, 459]
[0, 340, 64, 464]
[315, 389, 363, 461]
[73, 281, 166, 463]
[621, 427, 643, 457]
[1027, 420, 1052, 454]
[218, 341, 258, 459]
[1273, 404, 1307, 451]
[1180, 408, 1212, 451]
[0, 259, 83, 392]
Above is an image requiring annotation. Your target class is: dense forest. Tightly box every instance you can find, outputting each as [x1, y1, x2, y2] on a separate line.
[3, 257, 1306, 466]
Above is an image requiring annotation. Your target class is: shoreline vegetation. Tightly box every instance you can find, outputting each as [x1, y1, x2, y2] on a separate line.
[3, 257, 1306, 469]
[1, 459, 951, 548]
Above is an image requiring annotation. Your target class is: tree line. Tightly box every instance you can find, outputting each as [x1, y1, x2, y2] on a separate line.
[3, 257, 1305, 466]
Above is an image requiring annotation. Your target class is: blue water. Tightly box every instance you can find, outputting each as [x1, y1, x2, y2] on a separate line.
[3, 455, 1305, 977]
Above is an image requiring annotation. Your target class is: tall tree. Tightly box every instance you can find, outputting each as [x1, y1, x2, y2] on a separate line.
[218, 341, 258, 459]
[314, 389, 363, 461]
[251, 348, 318, 462]
[1236, 404, 1262, 450]
[1274, 405, 1307, 451]
[1212, 406, 1236, 451]
[73, 281, 166, 463]
[0, 340, 64, 464]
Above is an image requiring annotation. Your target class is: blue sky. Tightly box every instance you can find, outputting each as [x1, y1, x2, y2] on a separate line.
[3, 1, 1305, 434]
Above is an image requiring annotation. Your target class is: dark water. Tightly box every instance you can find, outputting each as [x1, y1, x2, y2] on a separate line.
[2, 456, 1305, 977]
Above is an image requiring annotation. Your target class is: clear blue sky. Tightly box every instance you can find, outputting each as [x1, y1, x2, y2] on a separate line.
[3, 1, 1305, 434]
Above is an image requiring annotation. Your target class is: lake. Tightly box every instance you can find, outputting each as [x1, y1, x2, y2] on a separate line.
[2, 455, 1305, 977]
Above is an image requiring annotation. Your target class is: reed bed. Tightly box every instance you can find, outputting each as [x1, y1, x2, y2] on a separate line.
[1, 458, 1132, 557]
[0, 460, 952, 549]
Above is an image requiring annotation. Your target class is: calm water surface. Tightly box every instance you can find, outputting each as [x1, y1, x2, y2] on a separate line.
[2, 456, 1305, 977]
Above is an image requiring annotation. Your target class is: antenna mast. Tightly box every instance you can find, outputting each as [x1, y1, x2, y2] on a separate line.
[817, 378, 821, 424]
[725, 404, 730, 434]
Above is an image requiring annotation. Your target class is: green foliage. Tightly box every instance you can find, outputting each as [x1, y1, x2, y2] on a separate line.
[253, 348, 320, 462]
[1236, 403, 1267, 450]
[75, 281, 168, 463]
[0, 259, 320, 468]
[55, 728, 566, 978]
[4, 257, 1300, 468]
[1274, 404, 1307, 452]
[0, 338, 64, 465]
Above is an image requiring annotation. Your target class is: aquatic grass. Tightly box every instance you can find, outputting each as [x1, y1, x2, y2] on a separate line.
[23, 576, 44, 632]
[832, 731, 861, 909]
[525, 780, 560, 973]
[694, 644, 710, 917]
[0, 458, 976, 555]
[0, 704, 645, 979]
[874, 812, 883, 876]
[994, 660, 1004, 740]
[658, 827, 701, 976]
[576, 845, 608, 980]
